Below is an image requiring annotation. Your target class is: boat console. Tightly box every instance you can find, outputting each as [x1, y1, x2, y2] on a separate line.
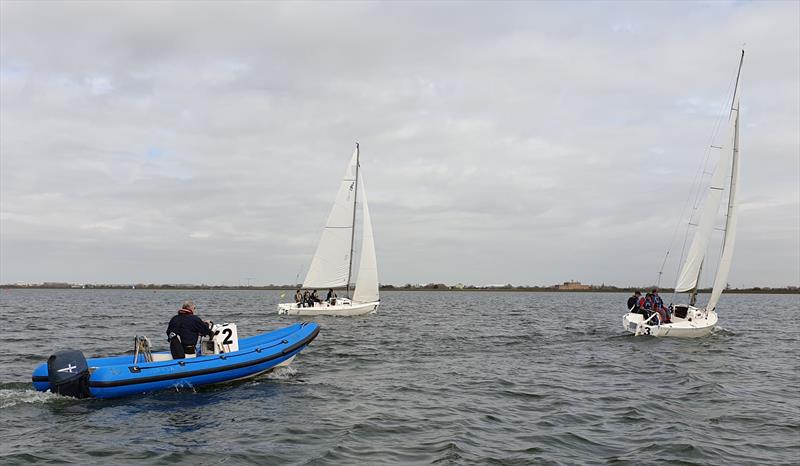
[203, 323, 239, 355]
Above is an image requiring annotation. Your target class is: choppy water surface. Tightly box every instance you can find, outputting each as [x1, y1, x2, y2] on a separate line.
[0, 290, 798, 465]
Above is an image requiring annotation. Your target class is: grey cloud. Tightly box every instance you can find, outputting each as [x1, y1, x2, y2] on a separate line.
[1, 1, 798, 287]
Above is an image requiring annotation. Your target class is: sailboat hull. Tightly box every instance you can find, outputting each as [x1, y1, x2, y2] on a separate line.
[623, 305, 718, 337]
[277, 301, 379, 316]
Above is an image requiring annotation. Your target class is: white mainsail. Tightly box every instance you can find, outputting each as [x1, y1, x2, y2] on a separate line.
[622, 51, 743, 337]
[303, 149, 359, 288]
[674, 140, 733, 292]
[707, 106, 741, 312]
[353, 174, 379, 303]
[675, 51, 744, 297]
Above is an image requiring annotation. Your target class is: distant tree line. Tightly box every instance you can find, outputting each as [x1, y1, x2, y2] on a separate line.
[2, 282, 797, 294]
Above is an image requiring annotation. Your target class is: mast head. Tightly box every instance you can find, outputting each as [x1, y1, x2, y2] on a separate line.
[729, 50, 745, 118]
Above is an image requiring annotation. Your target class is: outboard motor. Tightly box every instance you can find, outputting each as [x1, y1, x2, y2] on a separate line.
[47, 350, 91, 398]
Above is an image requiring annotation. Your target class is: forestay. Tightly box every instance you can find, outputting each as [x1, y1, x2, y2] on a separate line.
[303, 149, 359, 288]
[353, 174, 379, 303]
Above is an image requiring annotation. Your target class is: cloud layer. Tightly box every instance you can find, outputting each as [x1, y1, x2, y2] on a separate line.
[1, 1, 798, 287]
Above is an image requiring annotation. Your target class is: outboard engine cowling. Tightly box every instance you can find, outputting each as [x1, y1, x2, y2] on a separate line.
[47, 350, 91, 398]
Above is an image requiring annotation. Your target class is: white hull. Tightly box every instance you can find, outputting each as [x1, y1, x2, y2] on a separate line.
[623, 305, 718, 337]
[277, 300, 379, 316]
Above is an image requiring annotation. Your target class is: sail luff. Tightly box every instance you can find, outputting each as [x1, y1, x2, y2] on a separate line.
[707, 106, 740, 312]
[352, 174, 379, 304]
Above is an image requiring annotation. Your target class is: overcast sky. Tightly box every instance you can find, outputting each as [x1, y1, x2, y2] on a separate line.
[1, 1, 798, 288]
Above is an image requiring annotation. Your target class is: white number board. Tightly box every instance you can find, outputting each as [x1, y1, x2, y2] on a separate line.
[210, 323, 239, 354]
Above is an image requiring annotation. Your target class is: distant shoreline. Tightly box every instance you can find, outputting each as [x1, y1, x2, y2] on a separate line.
[1, 284, 797, 294]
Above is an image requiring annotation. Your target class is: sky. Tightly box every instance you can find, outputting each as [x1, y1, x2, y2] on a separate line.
[1, 1, 798, 288]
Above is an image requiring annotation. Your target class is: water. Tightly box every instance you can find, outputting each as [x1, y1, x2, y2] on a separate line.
[0, 290, 798, 465]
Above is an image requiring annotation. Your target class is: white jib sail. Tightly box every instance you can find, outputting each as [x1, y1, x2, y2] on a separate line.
[303, 148, 359, 289]
[353, 173, 379, 303]
[707, 108, 741, 312]
[675, 125, 735, 293]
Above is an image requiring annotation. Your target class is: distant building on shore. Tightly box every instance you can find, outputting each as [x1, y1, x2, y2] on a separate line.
[556, 280, 591, 291]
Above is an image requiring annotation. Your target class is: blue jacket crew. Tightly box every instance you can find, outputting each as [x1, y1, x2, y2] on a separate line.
[166, 300, 213, 358]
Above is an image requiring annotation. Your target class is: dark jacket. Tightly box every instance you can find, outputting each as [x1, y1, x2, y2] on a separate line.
[166, 313, 213, 347]
[627, 295, 640, 311]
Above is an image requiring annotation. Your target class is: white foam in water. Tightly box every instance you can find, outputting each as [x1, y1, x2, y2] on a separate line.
[171, 381, 197, 393]
[0, 388, 60, 408]
[265, 366, 297, 380]
[712, 325, 734, 336]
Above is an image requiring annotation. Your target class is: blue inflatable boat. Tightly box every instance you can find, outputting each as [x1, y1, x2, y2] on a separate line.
[32, 322, 319, 399]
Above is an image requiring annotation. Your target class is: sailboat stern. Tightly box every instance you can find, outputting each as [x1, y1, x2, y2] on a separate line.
[625, 306, 718, 337]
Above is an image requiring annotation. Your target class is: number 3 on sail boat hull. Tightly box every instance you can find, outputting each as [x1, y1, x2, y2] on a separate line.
[278, 143, 380, 317]
[624, 51, 743, 338]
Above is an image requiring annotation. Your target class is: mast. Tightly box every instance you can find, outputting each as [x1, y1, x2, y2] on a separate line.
[346, 142, 360, 298]
[690, 259, 703, 306]
[727, 51, 744, 233]
[729, 50, 745, 119]
[706, 54, 743, 311]
[686, 50, 744, 308]
[721, 56, 742, 257]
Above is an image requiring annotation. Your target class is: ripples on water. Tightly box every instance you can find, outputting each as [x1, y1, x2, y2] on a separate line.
[0, 290, 797, 464]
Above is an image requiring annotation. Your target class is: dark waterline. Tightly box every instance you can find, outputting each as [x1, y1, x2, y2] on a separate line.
[1, 290, 798, 465]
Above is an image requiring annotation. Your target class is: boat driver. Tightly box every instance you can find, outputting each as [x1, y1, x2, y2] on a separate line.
[166, 300, 213, 359]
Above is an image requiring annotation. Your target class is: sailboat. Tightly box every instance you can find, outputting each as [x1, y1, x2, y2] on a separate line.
[278, 143, 380, 316]
[624, 51, 744, 337]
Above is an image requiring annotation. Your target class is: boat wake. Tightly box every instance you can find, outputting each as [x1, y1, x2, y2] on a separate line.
[265, 366, 297, 380]
[0, 384, 61, 408]
[712, 325, 736, 337]
[171, 381, 198, 394]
